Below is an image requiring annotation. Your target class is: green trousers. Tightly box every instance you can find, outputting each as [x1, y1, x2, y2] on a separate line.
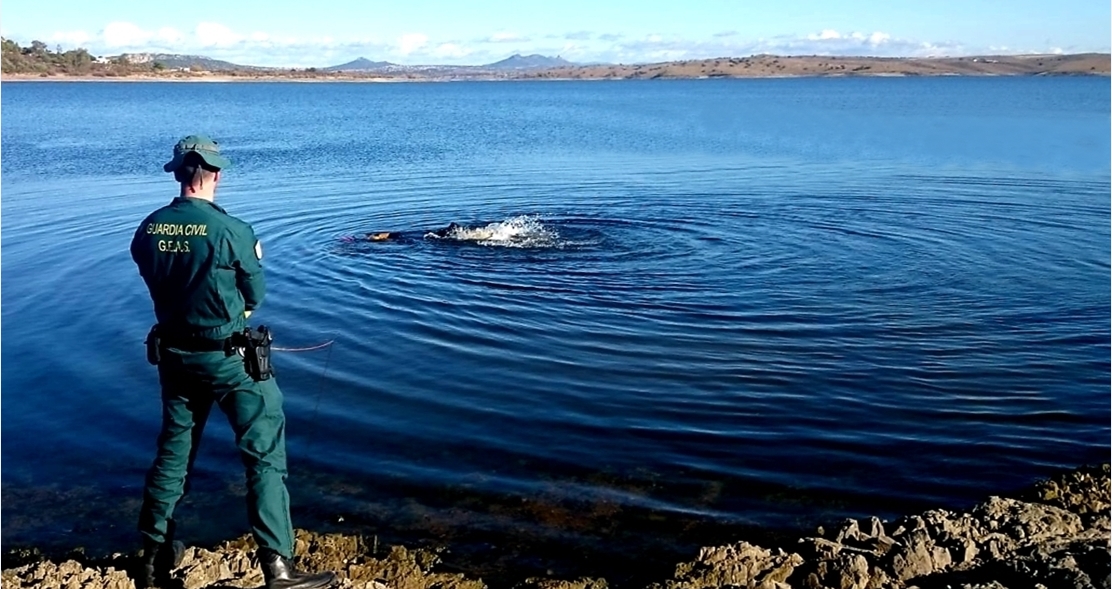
[138, 347, 296, 558]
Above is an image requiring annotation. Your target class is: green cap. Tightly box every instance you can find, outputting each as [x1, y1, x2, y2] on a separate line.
[163, 134, 231, 172]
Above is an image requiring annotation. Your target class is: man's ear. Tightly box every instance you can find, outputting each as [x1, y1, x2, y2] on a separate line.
[213, 171, 222, 183]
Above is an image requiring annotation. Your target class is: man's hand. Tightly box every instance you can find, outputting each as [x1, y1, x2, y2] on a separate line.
[245, 310, 253, 319]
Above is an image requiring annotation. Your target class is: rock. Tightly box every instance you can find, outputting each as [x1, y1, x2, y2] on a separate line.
[956, 582, 1009, 589]
[860, 517, 886, 540]
[289, 532, 483, 589]
[788, 465, 1110, 588]
[836, 517, 897, 557]
[889, 514, 927, 538]
[797, 538, 844, 562]
[885, 527, 950, 581]
[1, 465, 1108, 589]
[649, 541, 803, 589]
[343, 544, 484, 589]
[998, 533, 1110, 589]
[0, 560, 133, 589]
[795, 537, 893, 589]
[174, 545, 257, 588]
[942, 535, 980, 567]
[930, 532, 1110, 589]
[515, 577, 608, 589]
[921, 512, 982, 567]
[805, 552, 872, 589]
[163, 531, 484, 589]
[834, 519, 861, 544]
[973, 497, 1084, 549]
[1020, 464, 1111, 517]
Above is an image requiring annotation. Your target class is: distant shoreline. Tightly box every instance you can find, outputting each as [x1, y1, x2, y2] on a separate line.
[3, 52, 1108, 82]
[0, 74, 403, 83]
[4, 72, 1107, 83]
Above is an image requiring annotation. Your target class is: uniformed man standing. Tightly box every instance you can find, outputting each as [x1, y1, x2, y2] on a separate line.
[130, 135, 336, 589]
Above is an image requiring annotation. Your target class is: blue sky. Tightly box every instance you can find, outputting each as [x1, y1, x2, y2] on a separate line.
[2, 0, 1108, 67]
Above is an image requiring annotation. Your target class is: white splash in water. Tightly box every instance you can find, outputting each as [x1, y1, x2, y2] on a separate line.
[427, 216, 560, 248]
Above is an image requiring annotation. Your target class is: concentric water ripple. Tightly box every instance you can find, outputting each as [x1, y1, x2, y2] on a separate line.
[2, 79, 1108, 567]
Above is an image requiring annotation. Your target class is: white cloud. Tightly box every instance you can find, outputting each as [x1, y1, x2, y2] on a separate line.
[804, 29, 890, 48]
[158, 27, 185, 44]
[869, 32, 890, 45]
[488, 31, 524, 43]
[275, 34, 304, 46]
[563, 31, 593, 41]
[397, 33, 428, 55]
[196, 22, 241, 47]
[646, 49, 686, 61]
[759, 29, 943, 57]
[809, 29, 842, 40]
[431, 43, 471, 59]
[597, 28, 969, 64]
[103, 21, 152, 47]
[20, 20, 1102, 69]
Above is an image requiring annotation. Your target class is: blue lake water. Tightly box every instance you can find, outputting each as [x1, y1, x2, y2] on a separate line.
[2, 78, 1109, 579]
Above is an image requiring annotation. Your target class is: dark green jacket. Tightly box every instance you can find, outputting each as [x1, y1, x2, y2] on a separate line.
[131, 196, 265, 341]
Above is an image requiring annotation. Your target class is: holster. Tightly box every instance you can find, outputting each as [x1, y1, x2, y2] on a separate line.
[229, 325, 274, 381]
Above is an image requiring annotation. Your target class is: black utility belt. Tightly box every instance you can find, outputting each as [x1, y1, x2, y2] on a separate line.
[145, 325, 275, 381]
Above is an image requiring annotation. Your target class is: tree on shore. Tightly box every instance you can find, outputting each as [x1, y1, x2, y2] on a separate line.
[1, 38, 148, 75]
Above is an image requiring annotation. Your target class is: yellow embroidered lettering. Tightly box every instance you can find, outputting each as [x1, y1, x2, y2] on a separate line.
[157, 239, 192, 254]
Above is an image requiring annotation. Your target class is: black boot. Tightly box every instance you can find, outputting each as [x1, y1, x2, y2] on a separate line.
[258, 548, 336, 589]
[137, 537, 185, 589]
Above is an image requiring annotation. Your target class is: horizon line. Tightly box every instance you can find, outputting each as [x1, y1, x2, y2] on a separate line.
[108, 50, 1112, 70]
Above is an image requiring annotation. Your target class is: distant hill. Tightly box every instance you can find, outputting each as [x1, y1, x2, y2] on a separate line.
[5, 42, 1106, 81]
[325, 57, 395, 71]
[529, 52, 1112, 80]
[485, 54, 573, 69]
[119, 53, 255, 71]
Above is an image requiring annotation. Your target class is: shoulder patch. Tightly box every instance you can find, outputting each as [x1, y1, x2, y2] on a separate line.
[255, 240, 263, 260]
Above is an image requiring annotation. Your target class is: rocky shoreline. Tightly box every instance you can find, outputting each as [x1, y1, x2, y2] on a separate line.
[3, 464, 1107, 589]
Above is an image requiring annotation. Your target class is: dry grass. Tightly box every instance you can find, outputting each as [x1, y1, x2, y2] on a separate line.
[522, 53, 1111, 80]
[4, 53, 1107, 82]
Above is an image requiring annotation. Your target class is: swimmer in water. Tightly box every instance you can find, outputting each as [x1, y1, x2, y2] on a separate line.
[355, 217, 553, 246]
[365, 222, 462, 241]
